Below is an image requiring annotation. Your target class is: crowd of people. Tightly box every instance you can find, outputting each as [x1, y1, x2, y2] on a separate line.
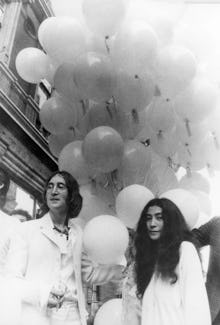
[0, 166, 219, 325]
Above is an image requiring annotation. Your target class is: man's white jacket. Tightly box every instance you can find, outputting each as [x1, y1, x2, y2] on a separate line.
[2, 213, 124, 325]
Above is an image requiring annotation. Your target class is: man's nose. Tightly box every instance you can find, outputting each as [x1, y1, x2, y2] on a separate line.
[51, 185, 58, 194]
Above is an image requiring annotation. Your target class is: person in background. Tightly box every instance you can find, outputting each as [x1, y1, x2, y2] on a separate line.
[122, 197, 211, 325]
[192, 217, 220, 325]
[5, 170, 125, 325]
[10, 209, 32, 222]
[0, 167, 20, 275]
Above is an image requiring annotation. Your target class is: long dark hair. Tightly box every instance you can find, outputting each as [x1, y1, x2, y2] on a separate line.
[38, 171, 83, 223]
[134, 197, 196, 298]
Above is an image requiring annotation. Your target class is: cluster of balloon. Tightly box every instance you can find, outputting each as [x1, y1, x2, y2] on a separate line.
[15, 0, 219, 260]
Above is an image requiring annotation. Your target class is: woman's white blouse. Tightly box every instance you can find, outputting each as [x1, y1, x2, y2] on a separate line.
[141, 241, 211, 325]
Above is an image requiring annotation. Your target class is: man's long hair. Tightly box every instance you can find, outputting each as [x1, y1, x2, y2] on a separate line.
[38, 171, 83, 223]
[134, 197, 196, 299]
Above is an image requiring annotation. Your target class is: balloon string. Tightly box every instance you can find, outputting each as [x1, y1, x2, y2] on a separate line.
[154, 85, 161, 97]
[206, 163, 215, 177]
[105, 102, 113, 119]
[167, 157, 180, 172]
[185, 143, 191, 157]
[131, 109, 139, 124]
[112, 96, 117, 112]
[105, 36, 110, 54]
[157, 130, 163, 139]
[109, 170, 123, 193]
[80, 99, 89, 115]
[185, 118, 191, 136]
[186, 165, 192, 177]
[212, 132, 220, 150]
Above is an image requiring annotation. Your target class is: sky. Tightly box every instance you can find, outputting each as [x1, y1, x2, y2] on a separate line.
[48, 0, 220, 217]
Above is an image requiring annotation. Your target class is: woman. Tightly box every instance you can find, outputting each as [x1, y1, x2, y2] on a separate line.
[4, 171, 124, 325]
[123, 197, 211, 325]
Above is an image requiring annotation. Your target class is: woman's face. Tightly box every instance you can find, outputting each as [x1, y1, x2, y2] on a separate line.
[46, 174, 68, 214]
[146, 205, 164, 240]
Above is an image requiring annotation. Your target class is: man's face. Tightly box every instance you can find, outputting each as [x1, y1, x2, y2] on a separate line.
[46, 174, 68, 216]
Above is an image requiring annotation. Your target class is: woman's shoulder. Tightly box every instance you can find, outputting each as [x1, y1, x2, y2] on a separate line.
[180, 241, 196, 253]
[179, 241, 199, 263]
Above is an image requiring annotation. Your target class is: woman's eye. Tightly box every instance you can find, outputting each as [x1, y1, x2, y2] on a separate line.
[58, 184, 66, 189]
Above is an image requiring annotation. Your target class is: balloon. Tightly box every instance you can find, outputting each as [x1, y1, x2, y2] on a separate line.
[116, 184, 154, 228]
[82, 126, 124, 173]
[160, 188, 199, 229]
[82, 0, 127, 37]
[190, 190, 212, 217]
[144, 150, 178, 196]
[179, 171, 210, 194]
[150, 16, 174, 47]
[145, 96, 175, 133]
[111, 20, 158, 76]
[15, 48, 49, 83]
[38, 17, 86, 64]
[39, 95, 77, 134]
[94, 298, 122, 325]
[156, 46, 197, 99]
[54, 63, 82, 102]
[48, 129, 77, 157]
[38, 17, 57, 49]
[78, 183, 115, 225]
[73, 52, 117, 101]
[174, 77, 219, 123]
[150, 127, 179, 159]
[117, 140, 151, 187]
[83, 215, 129, 264]
[113, 71, 155, 113]
[83, 101, 118, 132]
[195, 134, 220, 171]
[58, 141, 93, 185]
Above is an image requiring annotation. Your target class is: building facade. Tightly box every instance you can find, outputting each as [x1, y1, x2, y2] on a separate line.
[0, 0, 57, 215]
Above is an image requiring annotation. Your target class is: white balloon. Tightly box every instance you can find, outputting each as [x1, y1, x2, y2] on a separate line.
[160, 188, 199, 229]
[16, 48, 49, 83]
[190, 190, 212, 217]
[156, 46, 197, 98]
[94, 298, 122, 325]
[179, 171, 210, 194]
[78, 184, 115, 224]
[74, 52, 117, 102]
[145, 96, 175, 133]
[113, 71, 155, 113]
[116, 184, 154, 228]
[174, 77, 218, 123]
[58, 141, 92, 185]
[111, 20, 159, 76]
[150, 127, 179, 159]
[144, 150, 178, 196]
[83, 215, 129, 264]
[39, 17, 86, 64]
[83, 0, 127, 37]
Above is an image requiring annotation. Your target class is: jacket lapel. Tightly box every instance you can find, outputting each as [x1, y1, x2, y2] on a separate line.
[39, 213, 60, 248]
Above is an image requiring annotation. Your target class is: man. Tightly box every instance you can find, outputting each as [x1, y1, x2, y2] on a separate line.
[192, 217, 220, 325]
[0, 167, 20, 275]
[5, 171, 125, 325]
